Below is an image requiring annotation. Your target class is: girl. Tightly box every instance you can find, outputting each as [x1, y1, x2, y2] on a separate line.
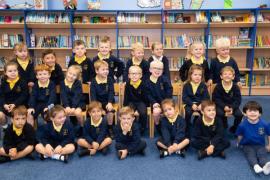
[179, 41, 211, 84]
[182, 65, 210, 138]
[60, 65, 84, 126]
[0, 62, 28, 131]
[148, 42, 171, 81]
[12, 43, 35, 87]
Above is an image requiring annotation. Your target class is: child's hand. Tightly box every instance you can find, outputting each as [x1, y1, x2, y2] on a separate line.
[266, 145, 270, 152]
[70, 108, 76, 114]
[87, 81, 91, 85]
[192, 104, 198, 111]
[53, 145, 63, 154]
[92, 142, 99, 150]
[45, 144, 54, 157]
[65, 107, 72, 115]
[43, 108, 48, 112]
[120, 149, 128, 159]
[4, 104, 10, 111]
[28, 82, 34, 88]
[9, 148, 17, 158]
[134, 111, 139, 117]
[197, 104, 202, 111]
[106, 103, 113, 112]
[224, 106, 230, 112]
[206, 145, 214, 155]
[237, 82, 242, 88]
[207, 79, 213, 86]
[27, 108, 35, 115]
[8, 104, 16, 112]
[89, 149, 97, 155]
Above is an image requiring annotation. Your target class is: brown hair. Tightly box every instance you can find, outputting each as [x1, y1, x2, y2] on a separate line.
[161, 99, 175, 110]
[42, 49, 56, 59]
[187, 64, 204, 82]
[201, 100, 216, 111]
[119, 106, 135, 118]
[99, 36, 110, 44]
[34, 64, 51, 74]
[13, 43, 30, 59]
[73, 39, 86, 48]
[94, 60, 109, 71]
[151, 42, 163, 51]
[220, 66, 235, 75]
[4, 61, 18, 73]
[49, 105, 66, 119]
[87, 101, 103, 113]
[243, 101, 262, 114]
[11, 105, 27, 117]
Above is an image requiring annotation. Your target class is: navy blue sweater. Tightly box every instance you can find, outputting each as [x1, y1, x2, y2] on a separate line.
[123, 59, 150, 82]
[12, 58, 35, 84]
[50, 63, 64, 85]
[148, 56, 171, 81]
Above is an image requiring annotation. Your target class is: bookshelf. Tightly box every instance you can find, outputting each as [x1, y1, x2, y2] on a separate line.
[1, 8, 270, 95]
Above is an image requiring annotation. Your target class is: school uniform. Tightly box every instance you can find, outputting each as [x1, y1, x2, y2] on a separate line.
[114, 122, 146, 155]
[148, 55, 171, 81]
[179, 58, 210, 82]
[50, 63, 64, 85]
[236, 118, 270, 167]
[123, 58, 150, 82]
[28, 80, 56, 119]
[210, 57, 240, 84]
[40, 120, 75, 148]
[2, 123, 36, 154]
[0, 77, 28, 115]
[93, 54, 124, 81]
[60, 79, 85, 109]
[212, 82, 243, 130]
[12, 58, 35, 84]
[191, 117, 230, 156]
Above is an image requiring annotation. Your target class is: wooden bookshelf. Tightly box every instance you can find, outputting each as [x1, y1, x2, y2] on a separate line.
[251, 86, 270, 95]
[28, 47, 72, 50]
[257, 22, 270, 27]
[118, 23, 162, 29]
[209, 22, 254, 28]
[164, 23, 207, 29]
[73, 23, 116, 29]
[27, 23, 70, 29]
[0, 24, 24, 29]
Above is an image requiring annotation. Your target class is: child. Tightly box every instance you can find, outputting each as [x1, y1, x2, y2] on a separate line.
[210, 37, 241, 86]
[236, 101, 270, 175]
[192, 100, 230, 160]
[0, 62, 28, 131]
[148, 42, 171, 81]
[92, 36, 124, 81]
[114, 106, 146, 160]
[68, 39, 95, 84]
[156, 99, 189, 159]
[212, 66, 243, 133]
[28, 64, 56, 126]
[42, 49, 64, 85]
[123, 66, 149, 134]
[123, 42, 150, 82]
[147, 60, 172, 133]
[91, 60, 115, 134]
[60, 65, 84, 126]
[182, 65, 210, 137]
[0, 106, 36, 163]
[179, 41, 210, 84]
[12, 43, 35, 87]
[35, 105, 75, 163]
[77, 101, 112, 157]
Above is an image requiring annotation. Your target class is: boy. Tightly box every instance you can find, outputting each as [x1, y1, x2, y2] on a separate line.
[157, 99, 189, 158]
[236, 101, 270, 175]
[114, 106, 146, 160]
[27, 64, 56, 126]
[0, 106, 36, 163]
[123, 66, 149, 134]
[192, 100, 230, 160]
[68, 39, 95, 84]
[92, 36, 124, 81]
[212, 66, 243, 133]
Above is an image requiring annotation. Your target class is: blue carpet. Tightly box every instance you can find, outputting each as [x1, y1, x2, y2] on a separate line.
[1, 96, 270, 180]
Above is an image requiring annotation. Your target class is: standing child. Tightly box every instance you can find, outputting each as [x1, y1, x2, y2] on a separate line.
[0, 106, 36, 163]
[27, 64, 56, 126]
[35, 105, 75, 163]
[123, 42, 150, 82]
[77, 101, 112, 157]
[60, 65, 84, 126]
[192, 100, 230, 160]
[182, 65, 210, 137]
[114, 106, 146, 160]
[236, 101, 270, 175]
[212, 66, 243, 133]
[0, 62, 28, 132]
[92, 36, 124, 81]
[68, 39, 95, 84]
[210, 37, 241, 86]
[156, 99, 189, 159]
[12, 43, 35, 87]
[148, 42, 171, 81]
[91, 60, 115, 135]
[179, 41, 211, 84]
[123, 66, 149, 134]
[147, 60, 172, 134]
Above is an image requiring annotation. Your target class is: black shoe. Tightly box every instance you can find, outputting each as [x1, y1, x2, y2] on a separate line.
[159, 150, 169, 159]
[198, 150, 207, 160]
[177, 150, 185, 158]
[139, 149, 145, 156]
[78, 149, 90, 157]
[0, 155, 10, 164]
[229, 126, 236, 134]
[39, 154, 45, 161]
[219, 151, 226, 159]
[118, 151, 122, 160]
[26, 151, 35, 160]
[101, 147, 109, 156]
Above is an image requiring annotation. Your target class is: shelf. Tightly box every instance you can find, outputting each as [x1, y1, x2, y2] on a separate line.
[208, 46, 252, 49]
[239, 68, 250, 71]
[251, 86, 270, 95]
[164, 48, 188, 50]
[254, 46, 270, 49]
[252, 68, 270, 72]
[257, 22, 270, 27]
[27, 23, 70, 29]
[241, 86, 249, 96]
[73, 23, 116, 29]
[28, 47, 72, 50]
[0, 48, 13, 50]
[0, 23, 24, 29]
[209, 22, 254, 28]
[118, 23, 161, 29]
[164, 23, 207, 29]
[118, 47, 151, 50]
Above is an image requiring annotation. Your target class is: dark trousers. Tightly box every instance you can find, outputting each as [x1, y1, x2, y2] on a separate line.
[115, 140, 146, 155]
[191, 138, 230, 156]
[243, 145, 269, 167]
[185, 105, 200, 138]
[216, 106, 243, 129]
[130, 102, 147, 132]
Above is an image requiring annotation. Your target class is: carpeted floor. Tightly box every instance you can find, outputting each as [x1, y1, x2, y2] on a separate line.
[0, 96, 270, 180]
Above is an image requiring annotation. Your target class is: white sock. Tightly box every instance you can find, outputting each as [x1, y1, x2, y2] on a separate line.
[43, 155, 48, 159]
[254, 164, 263, 174]
[175, 150, 181, 154]
[51, 154, 61, 160]
[263, 162, 270, 175]
[164, 151, 169, 156]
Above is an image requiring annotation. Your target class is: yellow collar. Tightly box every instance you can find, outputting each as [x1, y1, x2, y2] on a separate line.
[152, 55, 163, 61]
[7, 76, 20, 90]
[132, 57, 142, 66]
[130, 79, 141, 89]
[191, 56, 204, 65]
[202, 116, 214, 126]
[190, 81, 200, 94]
[13, 124, 23, 136]
[38, 80, 50, 88]
[150, 75, 158, 84]
[217, 55, 230, 64]
[64, 79, 73, 89]
[50, 65, 55, 71]
[75, 55, 86, 64]
[53, 121, 63, 133]
[167, 114, 178, 125]
[222, 80, 233, 93]
[98, 52, 110, 60]
[91, 117, 102, 128]
[95, 76, 107, 84]
[17, 58, 29, 70]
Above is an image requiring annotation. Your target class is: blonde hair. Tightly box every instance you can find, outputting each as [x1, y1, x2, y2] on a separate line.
[87, 101, 103, 113]
[161, 99, 175, 110]
[13, 43, 30, 59]
[201, 100, 216, 111]
[12, 105, 27, 117]
[131, 42, 144, 52]
[151, 42, 163, 51]
[94, 60, 109, 71]
[35, 64, 51, 74]
[186, 41, 206, 59]
[150, 60, 163, 69]
[220, 66, 235, 75]
[119, 106, 135, 118]
[215, 37, 230, 49]
[67, 65, 82, 80]
[128, 65, 142, 74]
[187, 64, 204, 82]
[99, 36, 110, 44]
